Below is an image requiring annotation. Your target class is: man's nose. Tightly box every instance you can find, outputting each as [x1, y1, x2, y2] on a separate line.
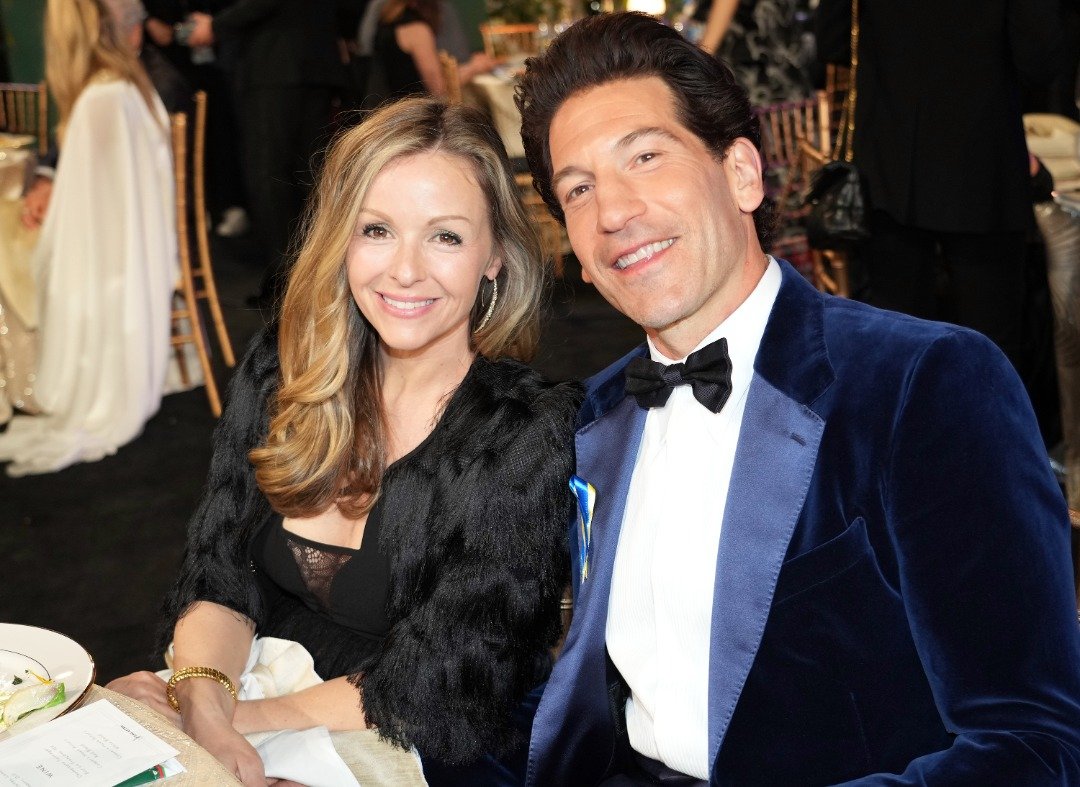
[595, 175, 646, 234]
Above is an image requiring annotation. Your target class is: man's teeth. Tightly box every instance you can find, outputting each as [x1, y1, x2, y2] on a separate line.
[615, 238, 674, 269]
[382, 295, 435, 310]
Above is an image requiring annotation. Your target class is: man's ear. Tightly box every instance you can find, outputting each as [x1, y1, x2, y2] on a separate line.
[724, 138, 765, 215]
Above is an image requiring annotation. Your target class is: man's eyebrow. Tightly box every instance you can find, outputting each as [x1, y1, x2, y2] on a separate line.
[551, 126, 681, 192]
[617, 126, 681, 149]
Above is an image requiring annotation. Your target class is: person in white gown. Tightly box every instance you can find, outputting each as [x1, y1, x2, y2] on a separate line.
[0, 0, 177, 476]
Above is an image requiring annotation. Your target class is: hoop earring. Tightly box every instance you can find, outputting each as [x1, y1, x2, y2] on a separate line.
[476, 277, 498, 332]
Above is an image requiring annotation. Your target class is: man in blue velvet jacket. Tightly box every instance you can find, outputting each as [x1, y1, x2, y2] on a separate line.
[515, 12, 1080, 786]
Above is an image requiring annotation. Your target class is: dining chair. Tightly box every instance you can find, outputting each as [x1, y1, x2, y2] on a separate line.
[480, 23, 541, 59]
[170, 109, 222, 417]
[754, 93, 853, 297]
[755, 94, 832, 209]
[188, 91, 235, 369]
[515, 173, 564, 278]
[438, 51, 462, 104]
[0, 82, 49, 156]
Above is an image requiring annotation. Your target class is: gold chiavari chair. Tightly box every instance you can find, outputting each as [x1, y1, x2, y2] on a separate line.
[188, 91, 235, 368]
[515, 173, 564, 278]
[754, 94, 853, 296]
[170, 108, 221, 417]
[480, 23, 541, 59]
[438, 51, 462, 104]
[755, 95, 828, 208]
[0, 82, 49, 156]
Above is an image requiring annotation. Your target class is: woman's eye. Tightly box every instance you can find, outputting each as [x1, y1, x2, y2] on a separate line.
[362, 223, 389, 239]
[636, 151, 657, 164]
[435, 230, 463, 245]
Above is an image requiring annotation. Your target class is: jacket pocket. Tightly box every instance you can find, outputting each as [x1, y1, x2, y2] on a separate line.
[773, 517, 871, 607]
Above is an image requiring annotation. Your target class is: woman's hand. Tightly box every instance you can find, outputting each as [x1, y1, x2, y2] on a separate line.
[184, 704, 267, 786]
[21, 177, 52, 230]
[145, 17, 173, 47]
[105, 671, 181, 726]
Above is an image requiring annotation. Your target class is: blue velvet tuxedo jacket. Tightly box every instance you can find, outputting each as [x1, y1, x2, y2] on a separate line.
[527, 261, 1080, 785]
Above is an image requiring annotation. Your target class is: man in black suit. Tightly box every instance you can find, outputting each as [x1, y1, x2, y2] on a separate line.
[816, 0, 1066, 374]
[188, 0, 344, 303]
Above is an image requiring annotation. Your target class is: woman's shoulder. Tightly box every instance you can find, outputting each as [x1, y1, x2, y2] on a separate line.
[468, 356, 583, 413]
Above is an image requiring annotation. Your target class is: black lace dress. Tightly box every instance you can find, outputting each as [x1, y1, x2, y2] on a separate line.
[252, 506, 392, 680]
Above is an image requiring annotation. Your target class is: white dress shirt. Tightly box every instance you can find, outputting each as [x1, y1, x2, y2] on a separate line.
[605, 258, 782, 778]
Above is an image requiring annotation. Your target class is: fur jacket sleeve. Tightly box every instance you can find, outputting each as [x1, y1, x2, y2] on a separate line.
[158, 327, 583, 766]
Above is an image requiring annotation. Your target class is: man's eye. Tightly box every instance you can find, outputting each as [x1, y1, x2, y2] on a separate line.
[363, 223, 389, 239]
[435, 230, 462, 245]
[565, 184, 591, 203]
[636, 151, 657, 164]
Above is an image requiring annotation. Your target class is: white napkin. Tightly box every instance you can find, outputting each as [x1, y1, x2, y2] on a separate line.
[160, 637, 360, 787]
[256, 727, 360, 787]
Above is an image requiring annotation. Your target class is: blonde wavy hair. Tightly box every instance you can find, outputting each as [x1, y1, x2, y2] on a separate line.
[45, 0, 156, 141]
[251, 97, 545, 519]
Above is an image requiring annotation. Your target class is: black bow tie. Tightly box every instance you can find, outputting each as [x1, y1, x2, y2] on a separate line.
[624, 338, 733, 413]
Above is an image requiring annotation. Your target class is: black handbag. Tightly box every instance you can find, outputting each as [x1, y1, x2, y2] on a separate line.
[805, 159, 868, 247]
[805, 0, 868, 249]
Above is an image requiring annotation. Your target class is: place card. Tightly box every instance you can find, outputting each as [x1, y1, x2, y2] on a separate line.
[0, 700, 179, 786]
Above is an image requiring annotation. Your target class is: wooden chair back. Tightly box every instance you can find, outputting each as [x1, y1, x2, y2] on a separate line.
[189, 91, 235, 369]
[170, 98, 235, 418]
[515, 172, 564, 278]
[480, 23, 540, 59]
[0, 82, 49, 156]
[756, 92, 852, 299]
[438, 51, 462, 104]
[755, 96, 829, 196]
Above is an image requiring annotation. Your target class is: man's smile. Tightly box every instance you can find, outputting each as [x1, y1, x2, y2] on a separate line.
[614, 238, 676, 270]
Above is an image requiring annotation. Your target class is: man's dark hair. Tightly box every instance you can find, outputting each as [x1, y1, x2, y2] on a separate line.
[516, 12, 777, 248]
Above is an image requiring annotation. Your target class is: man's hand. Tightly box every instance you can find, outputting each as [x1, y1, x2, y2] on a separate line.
[187, 13, 215, 47]
[21, 177, 52, 230]
[106, 671, 181, 726]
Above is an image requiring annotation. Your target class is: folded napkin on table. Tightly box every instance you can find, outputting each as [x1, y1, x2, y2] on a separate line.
[161, 637, 427, 787]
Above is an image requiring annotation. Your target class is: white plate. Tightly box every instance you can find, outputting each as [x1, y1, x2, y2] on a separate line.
[0, 623, 95, 739]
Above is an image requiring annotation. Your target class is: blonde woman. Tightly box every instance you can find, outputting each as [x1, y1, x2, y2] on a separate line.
[0, 0, 176, 475]
[110, 97, 580, 785]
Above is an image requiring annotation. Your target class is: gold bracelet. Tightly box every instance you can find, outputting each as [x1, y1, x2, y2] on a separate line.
[165, 666, 238, 713]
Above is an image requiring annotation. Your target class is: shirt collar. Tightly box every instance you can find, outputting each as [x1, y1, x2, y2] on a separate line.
[645, 257, 782, 395]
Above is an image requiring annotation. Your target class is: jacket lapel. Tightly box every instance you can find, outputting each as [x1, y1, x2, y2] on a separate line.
[527, 351, 648, 787]
[707, 262, 835, 768]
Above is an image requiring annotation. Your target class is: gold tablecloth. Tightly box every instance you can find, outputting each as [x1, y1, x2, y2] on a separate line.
[85, 686, 241, 785]
[85, 686, 428, 786]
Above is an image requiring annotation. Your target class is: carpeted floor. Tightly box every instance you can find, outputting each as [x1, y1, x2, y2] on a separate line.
[0, 234, 640, 683]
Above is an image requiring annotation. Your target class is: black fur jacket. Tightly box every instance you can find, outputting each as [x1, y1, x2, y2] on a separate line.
[157, 326, 582, 765]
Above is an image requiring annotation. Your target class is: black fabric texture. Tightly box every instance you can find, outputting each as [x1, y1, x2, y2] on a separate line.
[373, 8, 428, 99]
[157, 325, 582, 766]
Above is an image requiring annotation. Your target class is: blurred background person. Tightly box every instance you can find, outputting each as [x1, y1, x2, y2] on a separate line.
[697, 0, 813, 105]
[815, 0, 1067, 380]
[142, 0, 249, 236]
[0, 0, 177, 475]
[373, 0, 494, 101]
[185, 0, 343, 306]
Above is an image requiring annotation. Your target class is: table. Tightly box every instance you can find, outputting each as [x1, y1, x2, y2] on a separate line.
[83, 686, 428, 786]
[81, 686, 241, 785]
[471, 72, 525, 159]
